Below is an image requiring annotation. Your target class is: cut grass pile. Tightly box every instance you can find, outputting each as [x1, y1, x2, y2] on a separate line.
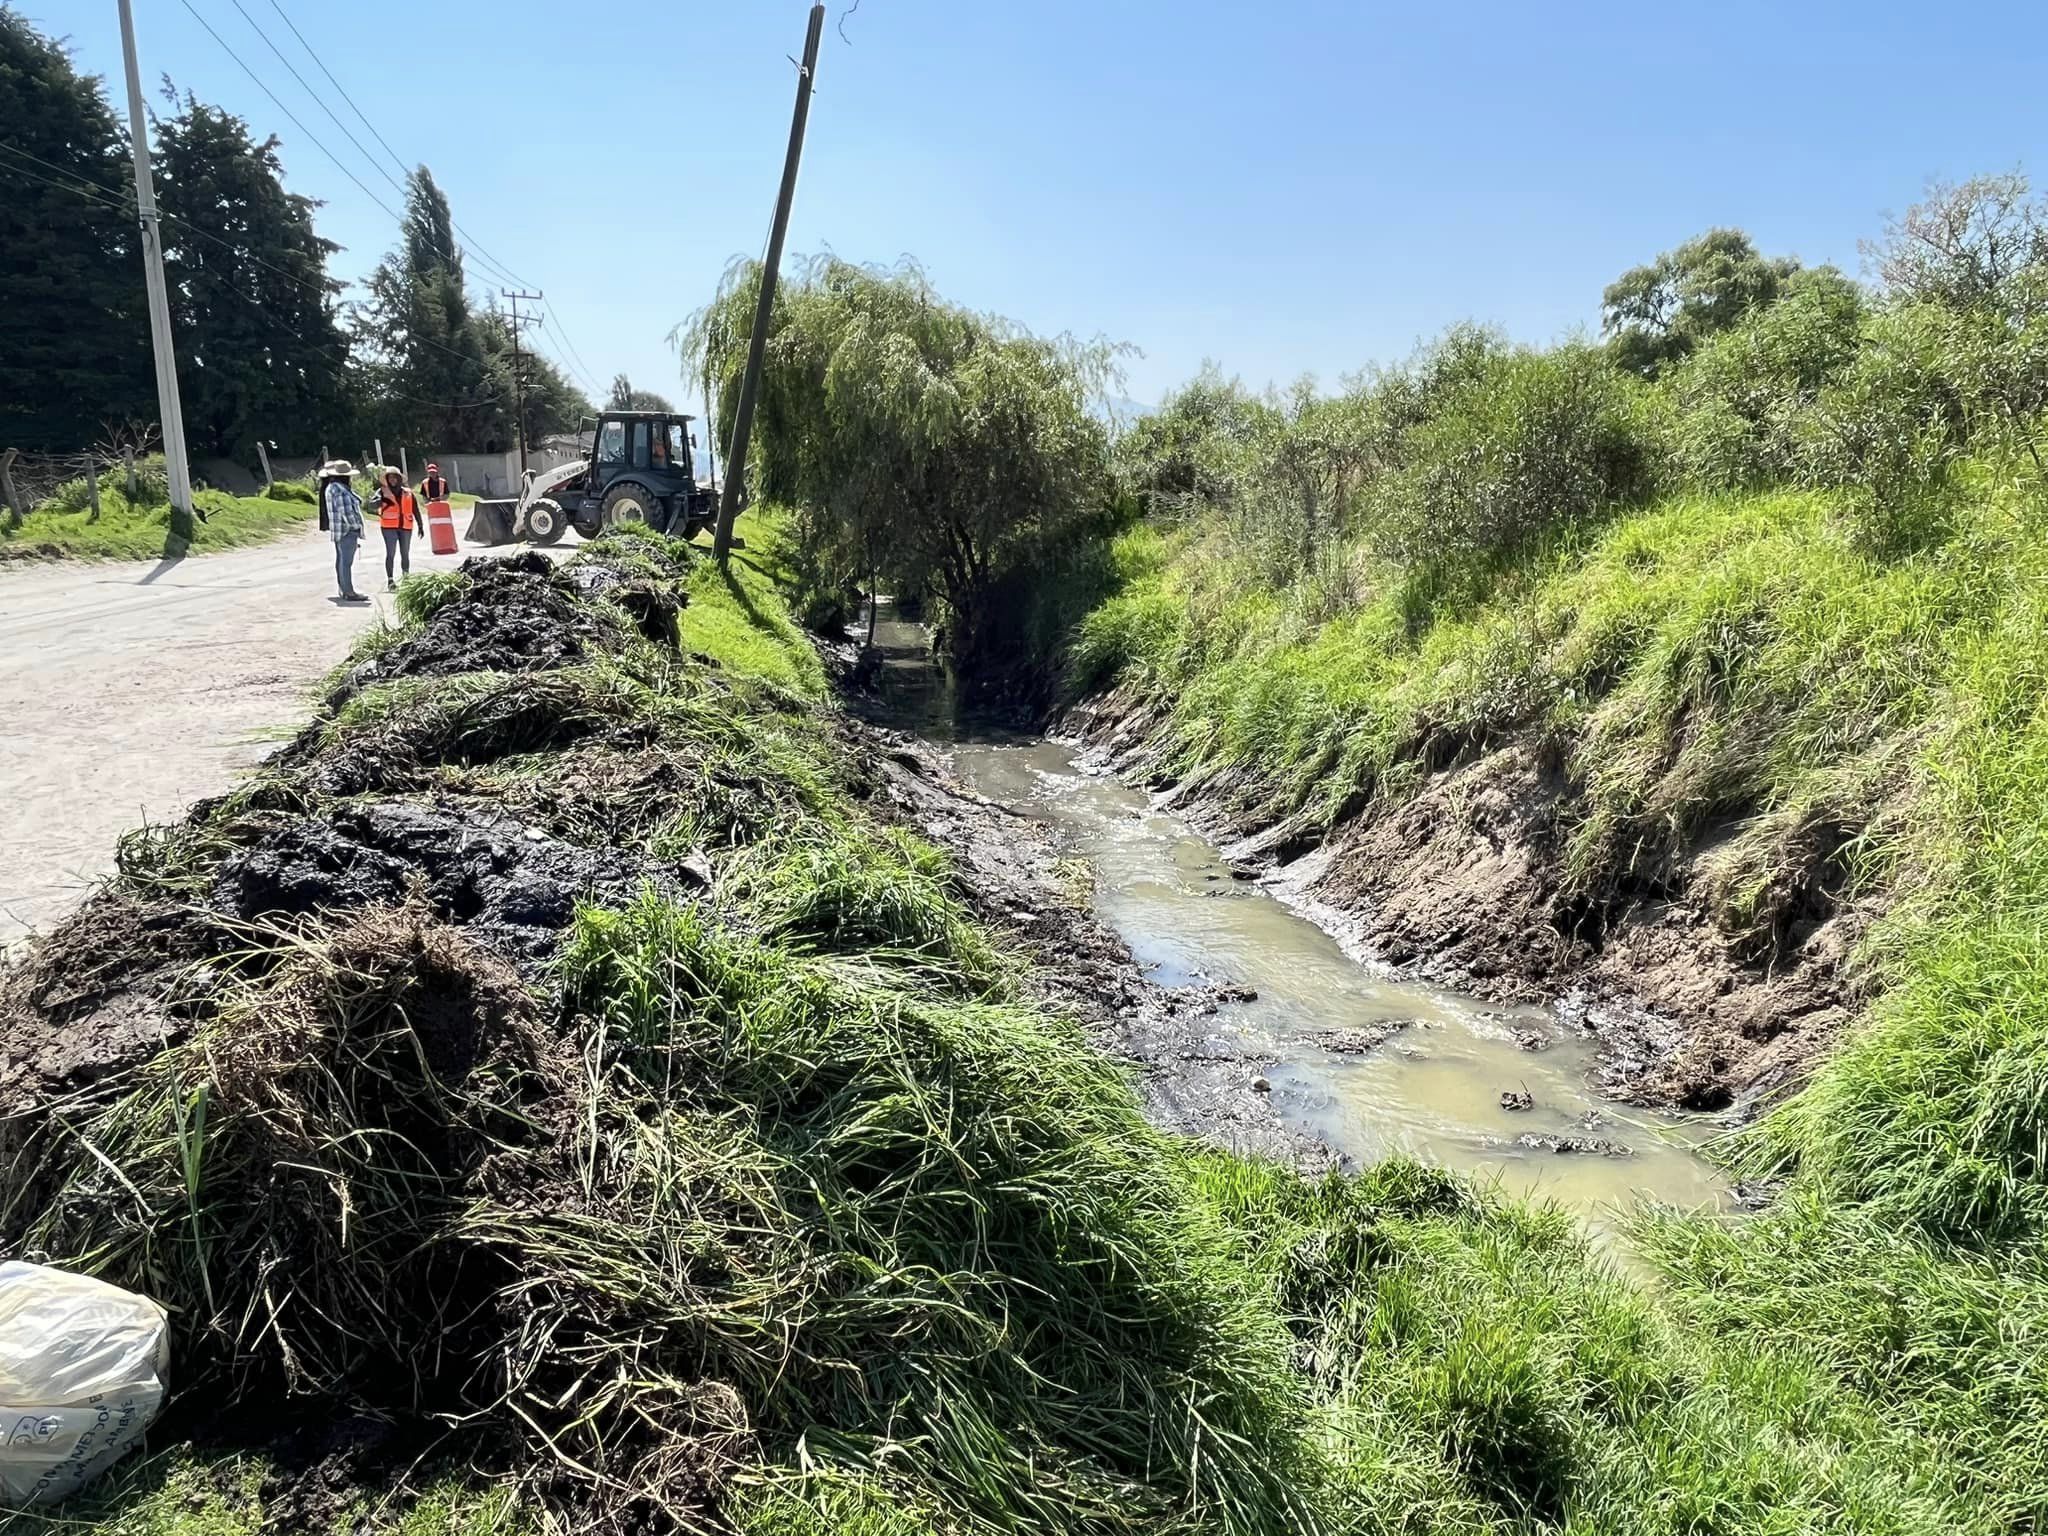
[4, 515, 2034, 1534]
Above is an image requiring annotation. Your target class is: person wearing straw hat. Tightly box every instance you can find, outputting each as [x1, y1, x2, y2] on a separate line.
[318, 460, 369, 604]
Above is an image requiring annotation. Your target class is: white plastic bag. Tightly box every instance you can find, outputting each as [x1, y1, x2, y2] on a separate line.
[0, 1262, 169, 1508]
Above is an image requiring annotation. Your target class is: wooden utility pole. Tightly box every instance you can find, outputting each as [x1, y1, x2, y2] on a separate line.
[116, 0, 195, 533]
[702, 384, 719, 492]
[503, 290, 544, 479]
[713, 2, 826, 566]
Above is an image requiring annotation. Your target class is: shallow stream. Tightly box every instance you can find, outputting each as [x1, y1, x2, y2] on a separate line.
[874, 611, 1730, 1234]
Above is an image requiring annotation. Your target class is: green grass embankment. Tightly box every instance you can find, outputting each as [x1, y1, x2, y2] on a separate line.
[7, 506, 2037, 1534]
[1073, 464, 2048, 1527]
[0, 481, 315, 563]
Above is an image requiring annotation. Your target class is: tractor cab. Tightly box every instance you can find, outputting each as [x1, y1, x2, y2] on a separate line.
[518, 409, 715, 545]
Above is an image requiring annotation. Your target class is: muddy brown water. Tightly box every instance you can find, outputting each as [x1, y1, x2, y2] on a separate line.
[871, 608, 1731, 1237]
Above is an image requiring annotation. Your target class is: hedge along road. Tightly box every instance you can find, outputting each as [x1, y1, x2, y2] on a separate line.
[0, 522, 481, 943]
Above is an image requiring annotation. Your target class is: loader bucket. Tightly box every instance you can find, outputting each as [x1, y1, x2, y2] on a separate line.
[466, 499, 518, 545]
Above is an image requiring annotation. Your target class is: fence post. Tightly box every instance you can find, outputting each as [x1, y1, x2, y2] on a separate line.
[123, 445, 137, 501]
[255, 441, 274, 490]
[400, 446, 409, 484]
[85, 457, 102, 522]
[374, 438, 384, 473]
[0, 450, 21, 529]
[451, 461, 462, 494]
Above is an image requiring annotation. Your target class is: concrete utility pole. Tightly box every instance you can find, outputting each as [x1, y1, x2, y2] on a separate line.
[713, 2, 826, 566]
[116, 0, 194, 531]
[503, 290, 544, 479]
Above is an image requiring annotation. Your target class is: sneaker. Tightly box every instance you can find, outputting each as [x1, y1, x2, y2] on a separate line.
[388, 579, 398, 591]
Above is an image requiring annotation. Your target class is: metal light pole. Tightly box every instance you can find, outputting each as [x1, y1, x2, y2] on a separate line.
[713, 2, 826, 565]
[116, 0, 194, 530]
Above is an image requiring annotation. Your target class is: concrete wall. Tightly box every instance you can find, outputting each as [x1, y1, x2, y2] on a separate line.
[197, 444, 588, 499]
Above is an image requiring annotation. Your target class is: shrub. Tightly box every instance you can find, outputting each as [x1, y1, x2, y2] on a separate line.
[1664, 266, 1868, 490]
[1372, 343, 1654, 569]
[1792, 304, 1976, 553]
[264, 477, 316, 503]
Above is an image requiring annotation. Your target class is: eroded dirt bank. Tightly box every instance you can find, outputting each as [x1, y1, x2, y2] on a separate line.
[1062, 686, 1870, 1114]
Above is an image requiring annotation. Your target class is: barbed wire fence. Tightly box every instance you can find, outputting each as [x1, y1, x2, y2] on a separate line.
[0, 443, 163, 531]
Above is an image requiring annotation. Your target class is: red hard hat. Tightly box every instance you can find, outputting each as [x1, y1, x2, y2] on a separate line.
[426, 461, 440, 472]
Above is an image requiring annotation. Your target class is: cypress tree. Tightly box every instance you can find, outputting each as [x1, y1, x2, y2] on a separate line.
[0, 9, 151, 451]
[154, 92, 349, 457]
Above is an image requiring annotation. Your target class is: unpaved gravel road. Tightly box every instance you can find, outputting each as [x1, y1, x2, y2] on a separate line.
[0, 524, 473, 942]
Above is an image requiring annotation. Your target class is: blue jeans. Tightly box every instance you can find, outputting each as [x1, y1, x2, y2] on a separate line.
[382, 525, 412, 580]
[334, 531, 360, 596]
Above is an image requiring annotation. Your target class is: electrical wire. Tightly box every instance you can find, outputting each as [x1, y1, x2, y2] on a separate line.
[261, 0, 408, 181]
[215, 0, 593, 373]
[541, 310, 604, 396]
[0, 146, 516, 410]
[0, 140, 343, 305]
[174, 0, 407, 226]
[250, 0, 543, 298]
[223, 0, 406, 201]
[215, 0, 535, 299]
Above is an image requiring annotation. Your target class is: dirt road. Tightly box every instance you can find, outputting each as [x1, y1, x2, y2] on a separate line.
[0, 524, 471, 942]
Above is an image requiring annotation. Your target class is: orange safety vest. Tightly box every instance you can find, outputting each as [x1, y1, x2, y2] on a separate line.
[421, 475, 449, 502]
[378, 489, 419, 530]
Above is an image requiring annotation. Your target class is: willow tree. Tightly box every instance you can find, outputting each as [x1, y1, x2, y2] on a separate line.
[686, 257, 1117, 673]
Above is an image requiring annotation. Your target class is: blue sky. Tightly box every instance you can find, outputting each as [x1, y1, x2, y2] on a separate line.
[41, 0, 2048, 410]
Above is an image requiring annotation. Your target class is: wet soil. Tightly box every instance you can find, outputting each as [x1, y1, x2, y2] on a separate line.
[848, 721, 1339, 1170]
[1063, 687, 1867, 1115]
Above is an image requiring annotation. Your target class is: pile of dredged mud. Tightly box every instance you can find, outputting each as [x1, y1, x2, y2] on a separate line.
[0, 541, 1312, 1534]
[0, 547, 731, 1526]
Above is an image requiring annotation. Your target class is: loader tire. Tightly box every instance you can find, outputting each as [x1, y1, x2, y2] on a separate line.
[524, 497, 567, 545]
[602, 482, 662, 532]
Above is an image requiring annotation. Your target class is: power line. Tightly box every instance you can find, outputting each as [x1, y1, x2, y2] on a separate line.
[0, 143, 514, 388]
[19, 2, 596, 412]
[223, 0, 406, 200]
[209, 0, 587, 370]
[262, 0, 408, 181]
[541, 310, 603, 396]
[216, 0, 529, 298]
[174, 0, 405, 224]
[0, 140, 342, 304]
[254, 0, 539, 295]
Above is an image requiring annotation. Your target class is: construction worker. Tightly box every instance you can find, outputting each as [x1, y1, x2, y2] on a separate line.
[419, 461, 450, 503]
[320, 461, 368, 604]
[374, 466, 421, 590]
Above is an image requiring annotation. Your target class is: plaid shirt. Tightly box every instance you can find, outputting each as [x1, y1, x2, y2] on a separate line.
[323, 479, 364, 541]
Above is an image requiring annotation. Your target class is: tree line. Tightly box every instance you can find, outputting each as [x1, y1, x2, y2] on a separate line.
[686, 173, 2048, 703]
[0, 9, 589, 462]
[1116, 173, 2048, 590]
